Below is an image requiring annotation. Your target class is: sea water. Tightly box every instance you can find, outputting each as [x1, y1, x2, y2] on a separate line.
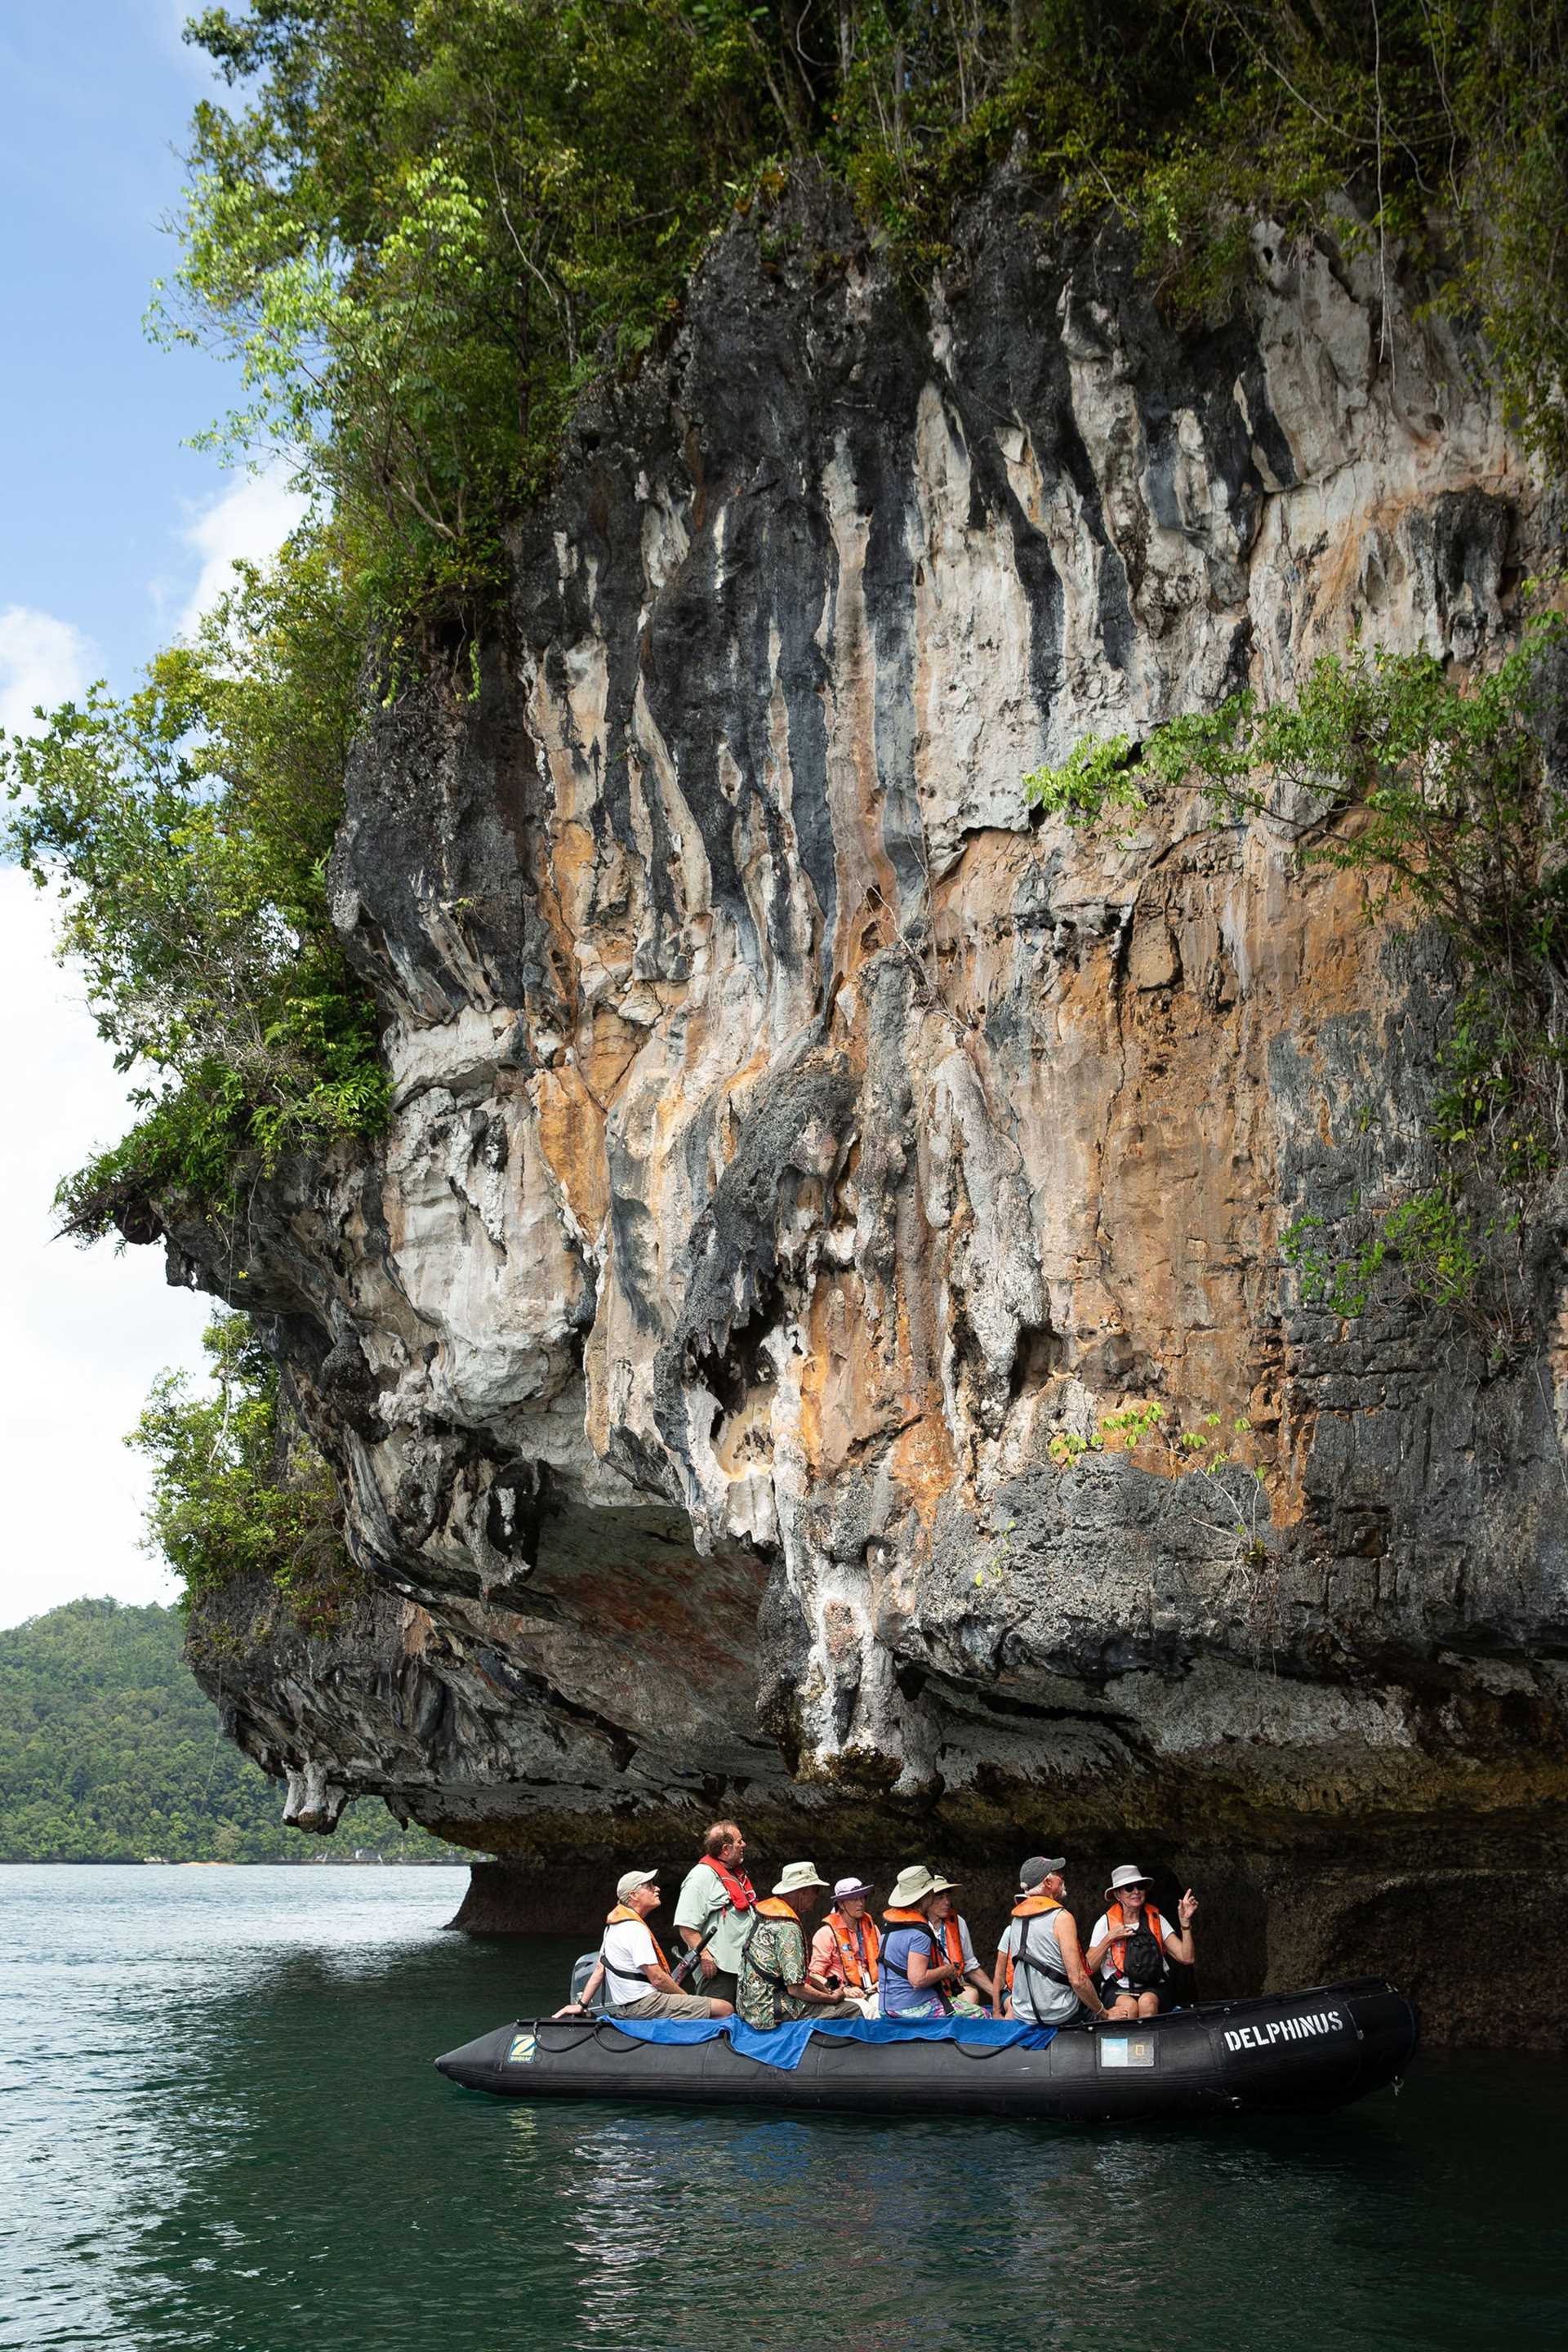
[0, 1864, 1561, 2350]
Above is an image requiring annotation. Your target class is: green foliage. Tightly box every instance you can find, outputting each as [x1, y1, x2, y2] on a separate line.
[2, 532, 388, 1233]
[0, 1597, 454, 1861]
[1283, 1183, 1526, 1356]
[1049, 1399, 1258, 1485]
[1029, 614, 1568, 955]
[1045, 1401, 1272, 1631]
[163, 0, 796, 615]
[1030, 612, 1568, 1344]
[163, 3, 1568, 622]
[15, 5, 1568, 1229]
[1030, 608, 1568, 1145]
[1281, 1213, 1389, 1321]
[130, 1313, 359, 1633]
[1048, 1401, 1269, 1646]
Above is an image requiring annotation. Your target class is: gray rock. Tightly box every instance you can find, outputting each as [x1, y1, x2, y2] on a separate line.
[153, 171, 1568, 2038]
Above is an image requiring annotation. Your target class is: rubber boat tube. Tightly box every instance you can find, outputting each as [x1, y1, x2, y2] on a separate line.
[434, 1978, 1416, 2123]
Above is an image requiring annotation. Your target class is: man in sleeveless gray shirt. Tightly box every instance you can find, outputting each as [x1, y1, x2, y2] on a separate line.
[994, 1855, 1107, 2025]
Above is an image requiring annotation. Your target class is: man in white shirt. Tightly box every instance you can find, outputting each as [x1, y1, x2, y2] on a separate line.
[571, 1870, 734, 2019]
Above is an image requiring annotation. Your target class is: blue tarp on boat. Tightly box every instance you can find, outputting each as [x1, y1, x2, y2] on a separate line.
[602, 2012, 1058, 2074]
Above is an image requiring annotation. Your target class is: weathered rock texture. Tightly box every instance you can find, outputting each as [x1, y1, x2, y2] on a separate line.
[167, 171, 1568, 2040]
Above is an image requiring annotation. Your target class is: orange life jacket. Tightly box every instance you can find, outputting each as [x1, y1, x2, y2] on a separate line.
[1102, 1899, 1169, 1982]
[606, 1900, 672, 1976]
[880, 1907, 960, 1960]
[740, 1897, 807, 2021]
[1002, 1894, 1063, 1994]
[881, 1906, 957, 2007]
[826, 1909, 881, 1988]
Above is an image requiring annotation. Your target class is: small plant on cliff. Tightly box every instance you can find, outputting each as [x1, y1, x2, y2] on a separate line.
[1047, 1401, 1278, 1648]
[131, 1313, 361, 1631]
[2, 532, 388, 1236]
[1281, 1187, 1530, 1358]
[1027, 608, 1568, 1339]
[1049, 1403, 1265, 1544]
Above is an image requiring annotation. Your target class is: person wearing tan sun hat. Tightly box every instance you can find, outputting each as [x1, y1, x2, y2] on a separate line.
[880, 1865, 971, 2019]
[735, 1862, 862, 2032]
[1085, 1865, 1198, 2019]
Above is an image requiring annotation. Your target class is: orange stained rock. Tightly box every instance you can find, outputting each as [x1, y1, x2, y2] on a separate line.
[550, 815, 598, 928]
[577, 1004, 645, 1107]
[889, 1407, 959, 1530]
[532, 1067, 609, 1239]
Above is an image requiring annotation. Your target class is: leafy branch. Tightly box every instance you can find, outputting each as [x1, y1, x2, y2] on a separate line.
[1027, 610, 1568, 1340]
[131, 1313, 362, 1633]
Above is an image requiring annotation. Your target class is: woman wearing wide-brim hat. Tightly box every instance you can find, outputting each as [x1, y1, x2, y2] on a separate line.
[880, 1865, 968, 2019]
[1085, 1865, 1199, 2020]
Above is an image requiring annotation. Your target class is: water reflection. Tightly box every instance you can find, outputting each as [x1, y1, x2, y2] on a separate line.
[3, 1870, 1564, 2352]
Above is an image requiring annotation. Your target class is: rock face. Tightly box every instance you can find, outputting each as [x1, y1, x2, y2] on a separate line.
[167, 171, 1568, 2040]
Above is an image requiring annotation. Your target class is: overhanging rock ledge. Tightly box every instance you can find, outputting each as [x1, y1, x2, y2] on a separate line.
[158, 170, 1568, 2043]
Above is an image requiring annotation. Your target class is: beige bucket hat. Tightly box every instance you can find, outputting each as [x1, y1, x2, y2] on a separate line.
[771, 1860, 831, 1896]
[885, 1865, 960, 1908]
[1104, 1864, 1152, 1900]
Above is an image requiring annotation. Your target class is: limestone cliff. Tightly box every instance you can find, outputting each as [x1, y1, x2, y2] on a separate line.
[165, 170, 1567, 2038]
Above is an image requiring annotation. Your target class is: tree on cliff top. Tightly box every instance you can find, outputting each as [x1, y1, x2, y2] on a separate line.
[4, 0, 1566, 1243]
[162, 0, 1568, 616]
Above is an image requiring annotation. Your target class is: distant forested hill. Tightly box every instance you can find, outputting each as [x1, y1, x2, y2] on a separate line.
[0, 1598, 457, 1861]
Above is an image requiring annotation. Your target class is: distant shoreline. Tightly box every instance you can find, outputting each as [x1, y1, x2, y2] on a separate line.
[0, 1854, 469, 1866]
[0, 1599, 463, 1865]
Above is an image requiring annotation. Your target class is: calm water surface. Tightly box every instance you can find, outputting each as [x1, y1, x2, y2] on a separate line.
[1, 1865, 1562, 2351]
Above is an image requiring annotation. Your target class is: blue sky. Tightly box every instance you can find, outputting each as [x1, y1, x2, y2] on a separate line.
[1, 2, 305, 1626]
[2, 1, 273, 674]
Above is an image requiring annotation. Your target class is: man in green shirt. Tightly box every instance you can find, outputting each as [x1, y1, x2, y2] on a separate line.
[673, 1819, 757, 2004]
[735, 1863, 861, 2031]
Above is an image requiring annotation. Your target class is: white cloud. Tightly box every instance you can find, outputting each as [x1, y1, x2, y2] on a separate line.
[0, 605, 94, 737]
[177, 466, 309, 638]
[0, 871, 209, 1628]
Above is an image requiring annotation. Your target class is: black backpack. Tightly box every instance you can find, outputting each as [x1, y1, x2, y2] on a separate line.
[1120, 1921, 1167, 1986]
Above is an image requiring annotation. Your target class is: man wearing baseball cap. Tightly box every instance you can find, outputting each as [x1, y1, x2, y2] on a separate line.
[735, 1863, 862, 2031]
[569, 1870, 734, 2020]
[993, 1855, 1107, 2025]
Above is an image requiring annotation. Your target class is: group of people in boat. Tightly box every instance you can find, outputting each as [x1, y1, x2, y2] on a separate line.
[559, 1817, 1199, 2032]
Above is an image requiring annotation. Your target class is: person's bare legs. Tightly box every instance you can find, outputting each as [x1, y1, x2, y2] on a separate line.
[1106, 1994, 1141, 2020]
[1135, 1992, 1160, 2020]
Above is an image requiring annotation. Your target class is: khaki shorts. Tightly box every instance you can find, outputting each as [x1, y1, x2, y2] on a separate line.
[606, 1990, 718, 2020]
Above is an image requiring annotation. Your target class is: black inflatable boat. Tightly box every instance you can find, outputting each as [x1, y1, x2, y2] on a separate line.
[435, 1978, 1415, 2123]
